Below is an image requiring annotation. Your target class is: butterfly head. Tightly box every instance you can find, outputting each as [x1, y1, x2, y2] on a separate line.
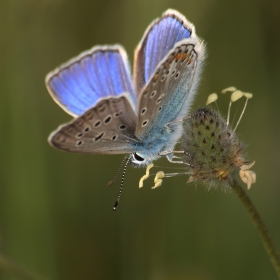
[129, 152, 157, 168]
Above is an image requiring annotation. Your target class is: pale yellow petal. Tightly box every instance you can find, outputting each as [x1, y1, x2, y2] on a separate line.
[240, 169, 256, 189]
[240, 161, 256, 171]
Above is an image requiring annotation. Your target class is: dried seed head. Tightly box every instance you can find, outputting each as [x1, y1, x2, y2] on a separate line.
[182, 107, 248, 188]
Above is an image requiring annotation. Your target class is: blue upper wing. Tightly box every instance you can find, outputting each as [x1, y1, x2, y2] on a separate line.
[46, 45, 136, 117]
[134, 9, 196, 93]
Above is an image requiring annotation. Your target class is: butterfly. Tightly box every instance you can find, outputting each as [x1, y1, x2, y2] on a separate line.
[46, 9, 205, 169]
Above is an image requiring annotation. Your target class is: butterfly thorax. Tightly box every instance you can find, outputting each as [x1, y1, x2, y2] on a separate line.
[129, 122, 183, 167]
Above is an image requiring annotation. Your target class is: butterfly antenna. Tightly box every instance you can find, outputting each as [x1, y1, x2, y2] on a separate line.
[108, 155, 128, 186]
[113, 157, 130, 211]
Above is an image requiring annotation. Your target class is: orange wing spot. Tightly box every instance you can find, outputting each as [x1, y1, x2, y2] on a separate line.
[187, 57, 193, 65]
[176, 53, 182, 61]
[169, 55, 176, 63]
[182, 52, 190, 62]
[153, 74, 159, 83]
[143, 89, 149, 95]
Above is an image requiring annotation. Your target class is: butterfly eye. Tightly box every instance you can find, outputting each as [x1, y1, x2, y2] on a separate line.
[134, 153, 144, 162]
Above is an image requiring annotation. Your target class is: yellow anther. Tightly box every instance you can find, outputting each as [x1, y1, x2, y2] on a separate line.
[206, 93, 218, 105]
[231, 90, 244, 102]
[221, 86, 237, 94]
[243, 92, 253, 99]
[239, 161, 256, 189]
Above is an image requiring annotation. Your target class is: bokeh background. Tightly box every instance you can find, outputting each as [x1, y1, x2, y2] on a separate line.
[1, 0, 280, 279]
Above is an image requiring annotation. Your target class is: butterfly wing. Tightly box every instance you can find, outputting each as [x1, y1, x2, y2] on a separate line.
[46, 45, 137, 117]
[136, 38, 205, 138]
[134, 9, 196, 93]
[49, 93, 139, 154]
[134, 10, 205, 150]
[47, 46, 140, 154]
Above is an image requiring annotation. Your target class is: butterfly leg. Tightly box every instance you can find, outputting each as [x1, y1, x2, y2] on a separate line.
[164, 116, 191, 130]
[159, 150, 193, 167]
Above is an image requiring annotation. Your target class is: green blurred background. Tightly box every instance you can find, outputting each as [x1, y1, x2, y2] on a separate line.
[1, 0, 280, 279]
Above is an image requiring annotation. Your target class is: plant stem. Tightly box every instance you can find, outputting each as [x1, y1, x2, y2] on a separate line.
[0, 253, 50, 280]
[231, 180, 280, 279]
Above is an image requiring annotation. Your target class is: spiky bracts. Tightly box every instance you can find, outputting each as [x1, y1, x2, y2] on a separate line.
[182, 107, 247, 188]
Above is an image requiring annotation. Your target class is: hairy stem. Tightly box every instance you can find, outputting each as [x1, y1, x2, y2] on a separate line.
[0, 253, 50, 280]
[231, 180, 280, 279]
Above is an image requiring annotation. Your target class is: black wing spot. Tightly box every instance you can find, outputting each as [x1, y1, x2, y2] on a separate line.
[159, 106, 162, 111]
[94, 120, 101, 127]
[114, 111, 123, 117]
[171, 70, 176, 76]
[76, 140, 84, 147]
[150, 90, 156, 98]
[84, 126, 90, 133]
[119, 124, 126, 130]
[104, 115, 112, 124]
[94, 133, 104, 142]
[156, 97, 163, 104]
[175, 72, 180, 79]
[161, 75, 166, 82]
[76, 133, 83, 138]
[112, 135, 117, 141]
[141, 107, 147, 115]
[142, 120, 148, 127]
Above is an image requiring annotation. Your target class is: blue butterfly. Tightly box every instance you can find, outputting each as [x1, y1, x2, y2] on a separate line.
[46, 9, 205, 168]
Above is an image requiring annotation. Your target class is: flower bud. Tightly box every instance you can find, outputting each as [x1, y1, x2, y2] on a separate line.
[182, 107, 247, 188]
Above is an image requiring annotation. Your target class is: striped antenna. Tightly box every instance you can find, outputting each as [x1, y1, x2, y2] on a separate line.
[113, 157, 130, 211]
[108, 155, 129, 186]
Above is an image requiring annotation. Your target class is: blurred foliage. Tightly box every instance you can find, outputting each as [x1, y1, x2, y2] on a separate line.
[0, 0, 280, 279]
